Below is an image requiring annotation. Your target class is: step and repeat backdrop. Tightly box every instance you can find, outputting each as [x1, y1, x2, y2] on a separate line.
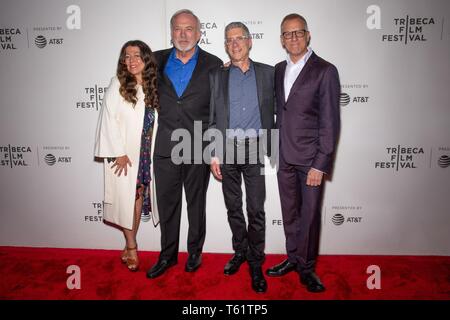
[1, 0, 449, 255]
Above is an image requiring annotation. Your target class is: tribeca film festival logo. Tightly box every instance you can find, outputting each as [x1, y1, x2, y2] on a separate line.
[340, 83, 370, 107]
[84, 202, 103, 223]
[0, 28, 23, 50]
[366, 5, 438, 44]
[41, 146, 71, 166]
[375, 145, 425, 170]
[330, 205, 363, 226]
[199, 21, 218, 45]
[0, 145, 33, 168]
[381, 17, 436, 44]
[76, 85, 108, 110]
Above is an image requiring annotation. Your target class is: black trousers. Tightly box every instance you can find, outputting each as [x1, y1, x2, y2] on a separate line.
[154, 156, 210, 262]
[221, 139, 266, 267]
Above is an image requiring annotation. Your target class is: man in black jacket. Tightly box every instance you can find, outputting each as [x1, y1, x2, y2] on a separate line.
[146, 9, 222, 279]
[209, 22, 275, 293]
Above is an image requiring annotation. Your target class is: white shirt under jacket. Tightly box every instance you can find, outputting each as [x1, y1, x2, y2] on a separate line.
[94, 76, 159, 229]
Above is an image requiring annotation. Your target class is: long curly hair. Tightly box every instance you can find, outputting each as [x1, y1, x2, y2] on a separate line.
[116, 40, 159, 110]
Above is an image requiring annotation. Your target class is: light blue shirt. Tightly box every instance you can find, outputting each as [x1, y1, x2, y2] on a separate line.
[228, 62, 261, 139]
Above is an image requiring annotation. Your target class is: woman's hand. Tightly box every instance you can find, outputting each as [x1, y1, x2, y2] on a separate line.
[110, 155, 132, 177]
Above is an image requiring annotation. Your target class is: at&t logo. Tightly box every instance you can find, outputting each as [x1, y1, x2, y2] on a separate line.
[332, 213, 362, 226]
[44, 154, 56, 165]
[438, 155, 450, 168]
[34, 35, 63, 48]
[332, 214, 345, 225]
[41, 146, 71, 166]
[340, 93, 369, 106]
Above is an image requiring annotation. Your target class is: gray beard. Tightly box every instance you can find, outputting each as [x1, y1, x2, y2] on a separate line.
[173, 41, 196, 53]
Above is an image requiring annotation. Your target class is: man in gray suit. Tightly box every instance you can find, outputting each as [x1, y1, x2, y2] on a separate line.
[209, 22, 275, 293]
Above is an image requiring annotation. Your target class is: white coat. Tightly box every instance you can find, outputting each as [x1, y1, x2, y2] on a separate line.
[94, 76, 159, 229]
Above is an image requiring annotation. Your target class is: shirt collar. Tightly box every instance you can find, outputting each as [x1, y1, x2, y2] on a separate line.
[230, 59, 254, 74]
[286, 47, 313, 66]
[170, 45, 199, 64]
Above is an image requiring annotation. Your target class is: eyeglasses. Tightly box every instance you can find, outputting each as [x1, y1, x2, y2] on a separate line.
[282, 29, 307, 40]
[225, 36, 249, 45]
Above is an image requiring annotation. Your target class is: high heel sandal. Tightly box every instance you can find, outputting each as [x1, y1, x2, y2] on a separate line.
[126, 246, 139, 272]
[120, 247, 128, 264]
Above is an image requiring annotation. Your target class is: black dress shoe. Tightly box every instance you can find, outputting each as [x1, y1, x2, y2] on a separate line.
[250, 267, 267, 293]
[185, 253, 202, 272]
[300, 271, 326, 293]
[266, 259, 296, 277]
[146, 259, 177, 279]
[224, 254, 246, 275]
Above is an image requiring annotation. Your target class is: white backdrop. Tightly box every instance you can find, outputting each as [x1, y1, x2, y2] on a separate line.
[1, 0, 449, 255]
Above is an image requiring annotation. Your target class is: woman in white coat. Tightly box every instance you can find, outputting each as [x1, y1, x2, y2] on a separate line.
[94, 40, 159, 271]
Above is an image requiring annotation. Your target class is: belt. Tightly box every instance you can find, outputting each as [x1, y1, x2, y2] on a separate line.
[228, 136, 259, 147]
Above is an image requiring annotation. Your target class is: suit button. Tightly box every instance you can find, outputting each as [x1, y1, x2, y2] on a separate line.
[177, 100, 181, 105]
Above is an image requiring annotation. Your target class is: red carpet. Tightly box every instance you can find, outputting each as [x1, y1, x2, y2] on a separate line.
[0, 246, 449, 300]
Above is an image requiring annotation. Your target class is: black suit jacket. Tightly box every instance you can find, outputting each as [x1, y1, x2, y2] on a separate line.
[154, 47, 223, 161]
[209, 60, 275, 160]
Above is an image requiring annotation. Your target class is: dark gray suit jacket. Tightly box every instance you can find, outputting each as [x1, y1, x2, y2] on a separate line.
[208, 60, 275, 160]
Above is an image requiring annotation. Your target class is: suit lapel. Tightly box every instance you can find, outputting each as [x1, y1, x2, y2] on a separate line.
[159, 49, 178, 95]
[277, 62, 287, 105]
[253, 62, 264, 117]
[181, 47, 206, 98]
[285, 52, 317, 103]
